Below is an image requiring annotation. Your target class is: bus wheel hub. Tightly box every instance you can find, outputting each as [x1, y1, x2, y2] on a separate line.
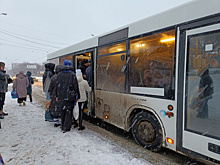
[138, 121, 156, 143]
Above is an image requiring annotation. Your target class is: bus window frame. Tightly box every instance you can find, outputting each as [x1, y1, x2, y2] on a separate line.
[127, 28, 177, 100]
[96, 41, 127, 93]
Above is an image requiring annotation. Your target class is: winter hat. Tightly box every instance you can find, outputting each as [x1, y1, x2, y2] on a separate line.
[45, 63, 55, 71]
[55, 65, 62, 74]
[76, 69, 82, 76]
[68, 60, 73, 66]
[26, 71, 32, 76]
[64, 60, 73, 66]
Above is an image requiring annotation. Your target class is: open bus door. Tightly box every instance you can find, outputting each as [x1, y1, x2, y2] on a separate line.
[178, 21, 220, 162]
[74, 51, 95, 116]
[74, 55, 91, 71]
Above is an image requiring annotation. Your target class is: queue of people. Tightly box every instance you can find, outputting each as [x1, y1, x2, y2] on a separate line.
[1, 59, 91, 133]
[44, 59, 91, 133]
[0, 62, 35, 118]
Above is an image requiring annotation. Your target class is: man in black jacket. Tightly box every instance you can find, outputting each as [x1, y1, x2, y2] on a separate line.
[56, 60, 80, 133]
[0, 62, 13, 119]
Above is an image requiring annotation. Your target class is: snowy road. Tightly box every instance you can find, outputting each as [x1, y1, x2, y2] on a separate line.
[0, 90, 150, 165]
[0, 84, 198, 165]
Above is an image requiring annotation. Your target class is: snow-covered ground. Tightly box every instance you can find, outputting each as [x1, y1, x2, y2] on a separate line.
[0, 91, 150, 165]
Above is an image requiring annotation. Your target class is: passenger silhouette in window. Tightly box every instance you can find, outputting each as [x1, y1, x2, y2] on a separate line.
[142, 70, 153, 87]
[197, 68, 214, 119]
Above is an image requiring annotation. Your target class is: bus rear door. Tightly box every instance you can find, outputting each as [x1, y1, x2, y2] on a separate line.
[178, 21, 220, 162]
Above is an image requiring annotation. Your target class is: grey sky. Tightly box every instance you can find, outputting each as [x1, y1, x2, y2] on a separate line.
[0, 0, 192, 69]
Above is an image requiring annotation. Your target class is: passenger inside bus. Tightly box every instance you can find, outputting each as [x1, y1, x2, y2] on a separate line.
[142, 70, 153, 87]
[78, 59, 89, 75]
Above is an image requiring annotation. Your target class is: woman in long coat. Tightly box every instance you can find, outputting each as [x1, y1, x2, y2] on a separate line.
[13, 71, 29, 106]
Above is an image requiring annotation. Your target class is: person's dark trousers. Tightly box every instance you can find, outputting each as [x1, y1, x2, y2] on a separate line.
[0, 93, 6, 118]
[0, 93, 5, 110]
[197, 101, 208, 118]
[78, 102, 85, 128]
[60, 101, 74, 132]
[29, 95, 32, 102]
[201, 101, 208, 118]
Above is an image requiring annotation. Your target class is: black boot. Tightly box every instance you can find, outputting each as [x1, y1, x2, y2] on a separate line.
[0, 115, 4, 119]
[78, 125, 85, 131]
[3, 112, 8, 116]
[72, 120, 78, 128]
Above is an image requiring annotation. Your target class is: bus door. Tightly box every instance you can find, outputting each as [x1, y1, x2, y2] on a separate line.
[179, 23, 220, 161]
[74, 52, 95, 115]
[74, 55, 91, 71]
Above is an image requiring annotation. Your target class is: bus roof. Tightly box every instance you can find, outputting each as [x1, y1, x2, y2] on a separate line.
[48, 0, 220, 60]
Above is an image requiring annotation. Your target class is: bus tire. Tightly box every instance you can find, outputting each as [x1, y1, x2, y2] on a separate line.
[132, 112, 163, 152]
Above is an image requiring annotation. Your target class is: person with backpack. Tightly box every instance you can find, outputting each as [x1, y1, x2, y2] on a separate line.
[26, 71, 34, 102]
[56, 60, 80, 133]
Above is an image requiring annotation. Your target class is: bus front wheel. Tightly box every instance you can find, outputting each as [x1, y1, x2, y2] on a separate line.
[132, 112, 163, 152]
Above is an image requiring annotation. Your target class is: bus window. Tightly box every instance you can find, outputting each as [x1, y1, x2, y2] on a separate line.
[98, 42, 126, 56]
[129, 29, 176, 99]
[186, 30, 220, 139]
[97, 42, 126, 93]
[60, 54, 73, 65]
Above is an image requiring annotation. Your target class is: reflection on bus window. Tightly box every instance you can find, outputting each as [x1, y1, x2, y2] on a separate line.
[129, 29, 175, 99]
[97, 42, 126, 92]
[186, 30, 220, 139]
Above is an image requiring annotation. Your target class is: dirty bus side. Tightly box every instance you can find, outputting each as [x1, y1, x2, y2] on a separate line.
[95, 29, 176, 153]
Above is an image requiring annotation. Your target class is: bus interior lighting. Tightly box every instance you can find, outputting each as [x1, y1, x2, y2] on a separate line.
[167, 138, 174, 144]
[136, 44, 145, 47]
[160, 37, 175, 43]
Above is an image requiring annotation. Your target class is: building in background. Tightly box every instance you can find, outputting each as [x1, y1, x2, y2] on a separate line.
[7, 62, 45, 81]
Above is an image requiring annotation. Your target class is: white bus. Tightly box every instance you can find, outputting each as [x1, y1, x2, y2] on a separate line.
[48, 0, 220, 163]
